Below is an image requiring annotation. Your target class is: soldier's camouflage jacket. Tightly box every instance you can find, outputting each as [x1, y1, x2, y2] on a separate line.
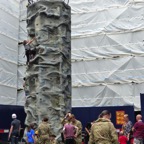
[89, 118, 119, 144]
[37, 121, 51, 144]
[72, 119, 82, 144]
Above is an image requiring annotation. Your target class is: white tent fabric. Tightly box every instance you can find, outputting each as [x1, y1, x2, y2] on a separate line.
[70, 0, 144, 111]
[17, 0, 28, 105]
[0, 0, 19, 105]
[0, 0, 144, 110]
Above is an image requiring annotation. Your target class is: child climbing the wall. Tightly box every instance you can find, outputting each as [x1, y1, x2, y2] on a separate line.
[18, 37, 36, 65]
[23, 77, 29, 97]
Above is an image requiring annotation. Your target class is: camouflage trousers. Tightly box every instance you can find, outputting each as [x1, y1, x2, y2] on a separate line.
[36, 136, 50, 144]
[74, 136, 82, 144]
[36, 140, 50, 144]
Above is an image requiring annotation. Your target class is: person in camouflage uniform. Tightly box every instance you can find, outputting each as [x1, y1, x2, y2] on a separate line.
[71, 114, 82, 144]
[89, 110, 118, 144]
[37, 117, 51, 144]
[49, 135, 57, 144]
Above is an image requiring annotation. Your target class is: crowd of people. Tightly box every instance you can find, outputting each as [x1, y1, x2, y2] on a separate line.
[86, 112, 144, 144]
[8, 114, 56, 144]
[8, 111, 144, 144]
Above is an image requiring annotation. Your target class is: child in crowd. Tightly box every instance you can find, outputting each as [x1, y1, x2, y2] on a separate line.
[26, 125, 35, 144]
[118, 131, 128, 144]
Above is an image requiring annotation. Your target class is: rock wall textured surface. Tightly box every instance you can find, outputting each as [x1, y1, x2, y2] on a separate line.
[24, 0, 71, 136]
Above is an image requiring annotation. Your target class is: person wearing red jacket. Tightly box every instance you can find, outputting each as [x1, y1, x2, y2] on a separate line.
[118, 131, 128, 144]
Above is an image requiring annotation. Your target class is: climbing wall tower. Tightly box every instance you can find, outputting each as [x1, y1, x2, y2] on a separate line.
[24, 0, 71, 136]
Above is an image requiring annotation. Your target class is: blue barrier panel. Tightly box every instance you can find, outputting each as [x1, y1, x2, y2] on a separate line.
[72, 106, 134, 131]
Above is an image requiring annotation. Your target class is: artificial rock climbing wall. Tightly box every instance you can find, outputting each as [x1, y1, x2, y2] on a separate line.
[24, 0, 71, 136]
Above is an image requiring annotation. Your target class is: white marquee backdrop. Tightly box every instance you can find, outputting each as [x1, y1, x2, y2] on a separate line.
[0, 0, 144, 110]
[70, 0, 144, 111]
